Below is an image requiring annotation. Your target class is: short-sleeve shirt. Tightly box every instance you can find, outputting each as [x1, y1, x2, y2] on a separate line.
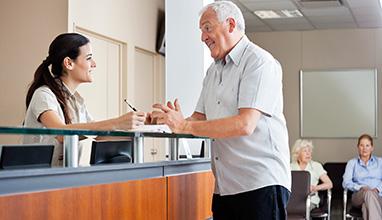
[23, 82, 93, 166]
[195, 36, 291, 195]
[291, 160, 327, 206]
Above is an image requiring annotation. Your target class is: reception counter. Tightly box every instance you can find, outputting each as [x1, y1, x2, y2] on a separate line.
[0, 126, 214, 220]
[0, 159, 214, 220]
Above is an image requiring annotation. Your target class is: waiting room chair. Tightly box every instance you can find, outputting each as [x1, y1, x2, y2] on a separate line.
[287, 171, 311, 220]
[343, 189, 362, 220]
[310, 187, 332, 220]
[323, 162, 348, 220]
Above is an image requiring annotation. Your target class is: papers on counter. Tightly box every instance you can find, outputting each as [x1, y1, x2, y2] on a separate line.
[128, 124, 172, 133]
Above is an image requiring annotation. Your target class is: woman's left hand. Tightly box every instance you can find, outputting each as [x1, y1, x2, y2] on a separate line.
[310, 185, 319, 192]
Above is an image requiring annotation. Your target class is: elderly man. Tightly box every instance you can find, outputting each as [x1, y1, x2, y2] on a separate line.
[153, 1, 291, 219]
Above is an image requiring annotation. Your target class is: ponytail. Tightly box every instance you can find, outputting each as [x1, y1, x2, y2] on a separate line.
[26, 57, 72, 124]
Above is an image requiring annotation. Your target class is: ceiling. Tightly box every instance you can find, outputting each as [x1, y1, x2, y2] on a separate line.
[225, 0, 382, 32]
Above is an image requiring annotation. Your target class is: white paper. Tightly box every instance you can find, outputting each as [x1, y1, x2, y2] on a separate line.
[128, 124, 172, 133]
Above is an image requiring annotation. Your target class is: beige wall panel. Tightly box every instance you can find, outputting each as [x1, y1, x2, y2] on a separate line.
[134, 48, 165, 162]
[69, 0, 165, 105]
[107, 43, 121, 118]
[77, 35, 109, 120]
[251, 28, 382, 163]
[0, 0, 67, 143]
[302, 29, 375, 69]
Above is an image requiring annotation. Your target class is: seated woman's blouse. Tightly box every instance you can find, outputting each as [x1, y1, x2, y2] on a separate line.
[290, 160, 326, 207]
[23, 83, 93, 166]
[342, 155, 382, 196]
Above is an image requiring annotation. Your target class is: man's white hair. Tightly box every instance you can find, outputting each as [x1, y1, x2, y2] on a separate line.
[200, 1, 245, 32]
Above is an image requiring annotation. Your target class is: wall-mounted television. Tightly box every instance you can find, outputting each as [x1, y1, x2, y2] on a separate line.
[156, 14, 165, 56]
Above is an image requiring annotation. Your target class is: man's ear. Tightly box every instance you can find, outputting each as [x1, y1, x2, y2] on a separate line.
[227, 17, 236, 33]
[62, 57, 74, 70]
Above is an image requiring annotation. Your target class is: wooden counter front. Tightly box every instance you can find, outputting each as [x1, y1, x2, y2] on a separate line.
[0, 177, 167, 220]
[167, 171, 215, 220]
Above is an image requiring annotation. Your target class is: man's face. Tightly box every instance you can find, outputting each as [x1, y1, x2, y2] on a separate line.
[199, 8, 230, 60]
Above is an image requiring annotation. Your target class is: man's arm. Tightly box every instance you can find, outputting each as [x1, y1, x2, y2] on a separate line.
[186, 112, 206, 121]
[184, 108, 261, 138]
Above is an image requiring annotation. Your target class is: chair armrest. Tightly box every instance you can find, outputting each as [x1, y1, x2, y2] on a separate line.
[343, 189, 348, 220]
[327, 189, 332, 220]
[306, 193, 311, 220]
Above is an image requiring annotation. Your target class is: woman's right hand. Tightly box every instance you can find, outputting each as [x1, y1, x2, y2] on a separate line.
[115, 111, 146, 130]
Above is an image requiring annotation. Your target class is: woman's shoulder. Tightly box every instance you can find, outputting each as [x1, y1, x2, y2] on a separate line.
[290, 161, 300, 170]
[310, 160, 323, 166]
[35, 85, 53, 94]
[30, 86, 58, 104]
[310, 161, 325, 170]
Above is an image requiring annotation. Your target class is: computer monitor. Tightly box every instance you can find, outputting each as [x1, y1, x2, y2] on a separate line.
[0, 144, 54, 170]
[90, 140, 133, 165]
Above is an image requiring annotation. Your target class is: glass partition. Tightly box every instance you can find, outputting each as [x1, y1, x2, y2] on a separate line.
[0, 126, 209, 170]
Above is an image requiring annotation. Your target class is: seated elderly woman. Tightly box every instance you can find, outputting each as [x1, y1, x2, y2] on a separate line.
[291, 139, 333, 209]
[343, 134, 382, 220]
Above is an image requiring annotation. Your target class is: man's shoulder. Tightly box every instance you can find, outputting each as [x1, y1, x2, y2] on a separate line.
[243, 41, 275, 63]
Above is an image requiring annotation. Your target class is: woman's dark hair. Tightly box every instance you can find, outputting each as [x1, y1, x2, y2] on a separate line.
[357, 134, 373, 146]
[26, 33, 90, 124]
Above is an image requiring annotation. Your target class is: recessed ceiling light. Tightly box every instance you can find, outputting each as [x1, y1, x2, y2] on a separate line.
[281, 9, 303, 18]
[254, 10, 281, 19]
[254, 9, 304, 19]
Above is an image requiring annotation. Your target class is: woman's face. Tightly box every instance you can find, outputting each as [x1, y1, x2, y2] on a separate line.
[69, 43, 96, 84]
[297, 147, 312, 164]
[358, 138, 373, 159]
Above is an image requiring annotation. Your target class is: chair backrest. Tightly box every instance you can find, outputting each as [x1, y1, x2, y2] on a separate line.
[323, 162, 346, 199]
[287, 171, 311, 216]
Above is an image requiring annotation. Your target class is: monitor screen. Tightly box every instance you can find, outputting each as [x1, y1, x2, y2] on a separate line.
[90, 140, 133, 165]
[0, 144, 54, 170]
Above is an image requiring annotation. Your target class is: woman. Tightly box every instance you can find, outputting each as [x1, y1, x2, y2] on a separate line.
[291, 139, 333, 209]
[23, 33, 146, 166]
[343, 134, 382, 220]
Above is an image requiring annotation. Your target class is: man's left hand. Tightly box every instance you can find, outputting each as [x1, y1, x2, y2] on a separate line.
[152, 99, 188, 133]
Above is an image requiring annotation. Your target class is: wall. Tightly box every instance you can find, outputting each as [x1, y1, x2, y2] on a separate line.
[248, 28, 382, 163]
[166, 0, 206, 116]
[69, 0, 165, 107]
[0, 0, 68, 143]
[0, 0, 164, 142]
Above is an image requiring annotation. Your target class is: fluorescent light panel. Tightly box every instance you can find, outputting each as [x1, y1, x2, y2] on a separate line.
[254, 9, 303, 19]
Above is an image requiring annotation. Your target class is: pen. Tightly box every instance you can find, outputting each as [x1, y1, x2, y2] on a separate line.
[124, 99, 137, 112]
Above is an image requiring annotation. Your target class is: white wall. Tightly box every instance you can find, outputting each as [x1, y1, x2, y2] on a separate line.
[165, 0, 206, 116]
[249, 28, 382, 163]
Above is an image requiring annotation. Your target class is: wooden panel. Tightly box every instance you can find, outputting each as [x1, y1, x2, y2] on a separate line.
[76, 28, 123, 121]
[167, 171, 214, 220]
[0, 177, 166, 220]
